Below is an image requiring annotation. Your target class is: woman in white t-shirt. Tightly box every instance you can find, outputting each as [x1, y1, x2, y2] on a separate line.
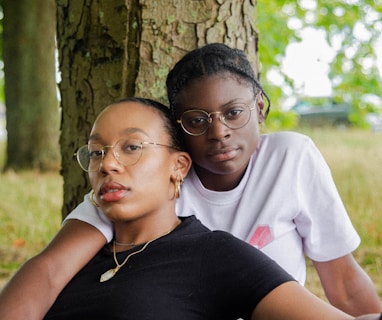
[0, 43, 381, 319]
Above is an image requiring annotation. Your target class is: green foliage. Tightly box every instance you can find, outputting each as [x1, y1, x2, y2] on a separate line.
[263, 109, 299, 132]
[257, 0, 299, 104]
[349, 111, 371, 129]
[257, 0, 382, 128]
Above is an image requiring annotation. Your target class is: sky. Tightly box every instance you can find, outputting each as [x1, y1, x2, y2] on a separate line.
[277, 21, 382, 100]
[281, 28, 335, 97]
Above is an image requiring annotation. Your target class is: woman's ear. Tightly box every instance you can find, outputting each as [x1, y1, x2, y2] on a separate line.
[256, 92, 266, 124]
[173, 151, 192, 179]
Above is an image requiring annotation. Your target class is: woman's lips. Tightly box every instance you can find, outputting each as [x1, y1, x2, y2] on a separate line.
[99, 183, 128, 202]
[208, 147, 238, 162]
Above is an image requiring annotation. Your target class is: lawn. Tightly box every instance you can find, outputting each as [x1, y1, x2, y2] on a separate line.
[0, 128, 381, 299]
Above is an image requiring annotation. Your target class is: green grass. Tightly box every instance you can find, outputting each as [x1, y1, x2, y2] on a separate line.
[0, 140, 62, 285]
[0, 128, 381, 298]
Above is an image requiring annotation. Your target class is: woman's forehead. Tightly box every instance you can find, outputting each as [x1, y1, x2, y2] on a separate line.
[92, 102, 165, 136]
[175, 75, 254, 110]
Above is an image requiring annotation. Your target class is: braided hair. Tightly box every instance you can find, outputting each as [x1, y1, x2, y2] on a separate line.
[166, 43, 271, 119]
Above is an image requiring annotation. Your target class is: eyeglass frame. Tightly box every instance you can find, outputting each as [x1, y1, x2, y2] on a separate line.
[74, 139, 179, 172]
[176, 102, 257, 137]
[175, 93, 264, 136]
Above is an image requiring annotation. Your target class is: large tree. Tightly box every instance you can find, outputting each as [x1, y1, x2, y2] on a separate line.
[2, 0, 60, 171]
[56, 0, 259, 218]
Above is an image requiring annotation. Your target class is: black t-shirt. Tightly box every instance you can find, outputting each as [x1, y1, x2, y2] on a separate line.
[44, 216, 294, 320]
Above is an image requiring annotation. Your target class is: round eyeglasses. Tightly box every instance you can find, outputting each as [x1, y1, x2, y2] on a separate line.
[75, 138, 178, 172]
[176, 102, 255, 136]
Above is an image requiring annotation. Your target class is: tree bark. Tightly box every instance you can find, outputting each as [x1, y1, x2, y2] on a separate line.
[3, 0, 60, 171]
[56, 0, 259, 218]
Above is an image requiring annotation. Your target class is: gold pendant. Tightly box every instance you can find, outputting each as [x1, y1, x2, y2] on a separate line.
[100, 267, 119, 282]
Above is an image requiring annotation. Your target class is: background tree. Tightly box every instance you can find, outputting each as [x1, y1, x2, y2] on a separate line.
[257, 0, 382, 127]
[2, 0, 59, 171]
[56, 0, 259, 218]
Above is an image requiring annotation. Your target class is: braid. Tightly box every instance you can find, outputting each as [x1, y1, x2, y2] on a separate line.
[166, 43, 271, 119]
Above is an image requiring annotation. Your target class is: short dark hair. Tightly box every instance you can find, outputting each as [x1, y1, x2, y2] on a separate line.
[116, 97, 185, 150]
[166, 43, 271, 119]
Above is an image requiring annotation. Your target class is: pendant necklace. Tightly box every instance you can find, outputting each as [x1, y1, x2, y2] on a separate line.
[100, 220, 180, 282]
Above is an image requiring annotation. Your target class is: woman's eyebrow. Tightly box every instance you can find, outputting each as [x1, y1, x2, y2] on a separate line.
[88, 127, 149, 141]
[88, 133, 101, 141]
[184, 97, 253, 111]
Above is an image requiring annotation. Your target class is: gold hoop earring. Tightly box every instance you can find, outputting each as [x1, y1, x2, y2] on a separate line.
[174, 176, 184, 199]
[90, 190, 100, 207]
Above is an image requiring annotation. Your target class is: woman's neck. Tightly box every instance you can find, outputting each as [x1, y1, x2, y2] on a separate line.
[113, 215, 181, 252]
[193, 164, 247, 191]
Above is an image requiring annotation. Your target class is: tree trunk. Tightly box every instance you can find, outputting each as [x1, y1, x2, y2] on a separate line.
[3, 0, 60, 171]
[56, 0, 259, 219]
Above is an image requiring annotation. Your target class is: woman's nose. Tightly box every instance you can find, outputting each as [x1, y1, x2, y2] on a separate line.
[206, 115, 230, 140]
[100, 149, 123, 173]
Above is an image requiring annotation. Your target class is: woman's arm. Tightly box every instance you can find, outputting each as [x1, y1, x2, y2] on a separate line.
[0, 219, 107, 320]
[314, 254, 382, 316]
[252, 281, 353, 320]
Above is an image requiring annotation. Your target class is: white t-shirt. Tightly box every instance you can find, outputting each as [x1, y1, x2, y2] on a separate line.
[66, 131, 360, 284]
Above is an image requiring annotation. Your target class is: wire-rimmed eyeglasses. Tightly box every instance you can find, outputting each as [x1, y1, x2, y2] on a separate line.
[176, 102, 255, 136]
[74, 138, 179, 172]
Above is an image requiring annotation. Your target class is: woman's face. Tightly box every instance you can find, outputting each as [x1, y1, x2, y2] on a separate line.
[174, 74, 263, 190]
[88, 102, 187, 223]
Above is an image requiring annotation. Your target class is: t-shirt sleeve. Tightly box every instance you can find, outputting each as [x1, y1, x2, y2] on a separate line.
[200, 231, 294, 319]
[294, 137, 360, 261]
[63, 193, 114, 242]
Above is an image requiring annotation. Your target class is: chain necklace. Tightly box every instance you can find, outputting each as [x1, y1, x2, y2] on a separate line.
[114, 241, 136, 247]
[100, 220, 180, 282]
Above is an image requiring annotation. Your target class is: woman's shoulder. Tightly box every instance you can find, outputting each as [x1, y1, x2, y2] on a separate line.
[261, 131, 312, 145]
[177, 215, 211, 235]
[258, 131, 315, 154]
[177, 218, 245, 248]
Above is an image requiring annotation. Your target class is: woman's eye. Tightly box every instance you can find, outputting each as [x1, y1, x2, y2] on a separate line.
[225, 107, 243, 119]
[121, 143, 141, 153]
[89, 150, 103, 158]
[189, 117, 208, 127]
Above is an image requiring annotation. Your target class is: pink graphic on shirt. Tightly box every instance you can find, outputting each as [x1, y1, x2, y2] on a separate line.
[249, 225, 273, 249]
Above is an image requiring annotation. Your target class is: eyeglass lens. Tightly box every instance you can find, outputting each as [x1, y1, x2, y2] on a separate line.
[76, 139, 144, 172]
[180, 103, 253, 135]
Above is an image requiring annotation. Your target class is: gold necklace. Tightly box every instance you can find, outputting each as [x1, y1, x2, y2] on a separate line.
[100, 220, 180, 282]
[114, 241, 136, 247]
